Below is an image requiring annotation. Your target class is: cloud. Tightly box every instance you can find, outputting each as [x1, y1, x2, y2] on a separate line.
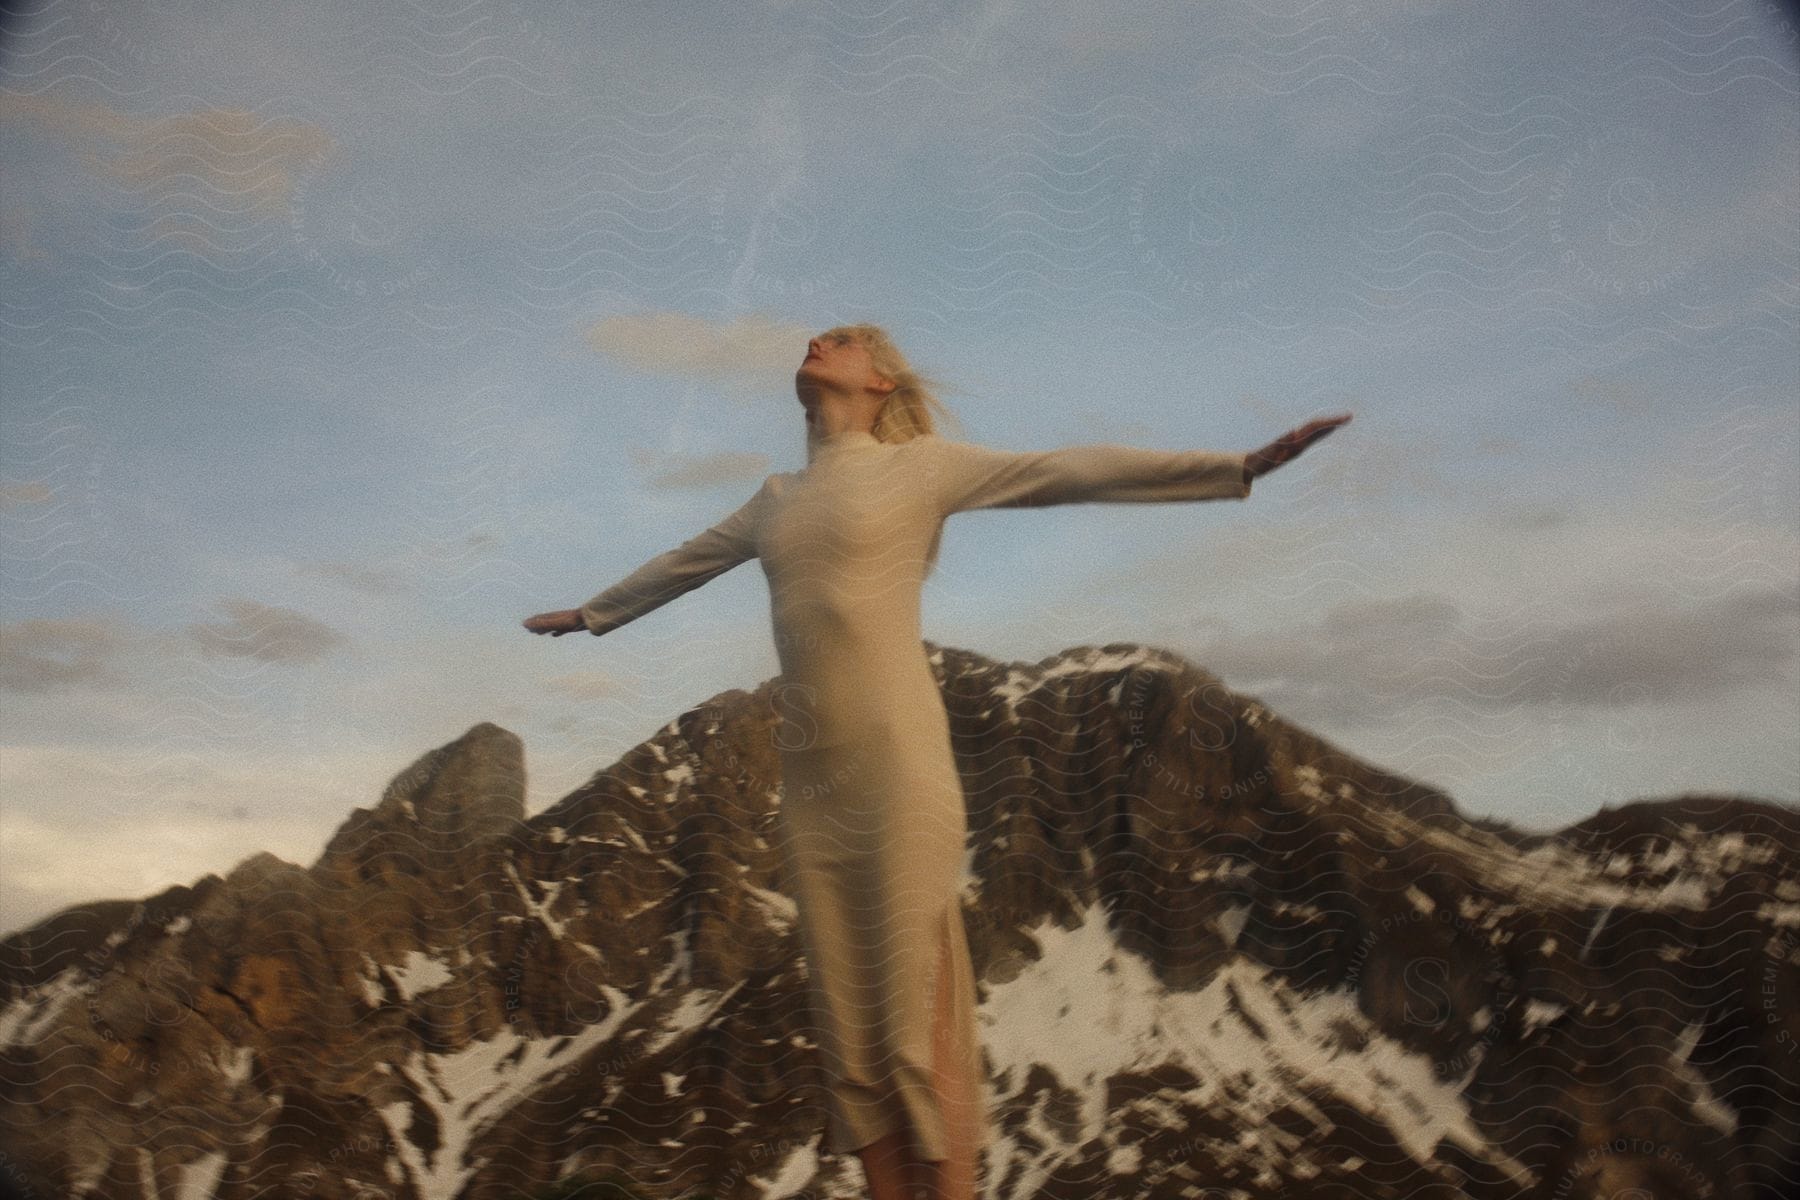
[296, 559, 415, 596]
[1483, 502, 1575, 532]
[541, 671, 632, 701]
[1198, 585, 1799, 730]
[636, 450, 771, 490]
[0, 481, 52, 509]
[0, 618, 126, 693]
[584, 311, 812, 388]
[0, 92, 333, 218]
[1571, 374, 1649, 414]
[188, 598, 349, 665]
[0, 202, 52, 264]
[1512, 587, 1799, 707]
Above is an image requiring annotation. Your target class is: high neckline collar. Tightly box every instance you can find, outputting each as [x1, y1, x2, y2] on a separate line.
[805, 427, 880, 462]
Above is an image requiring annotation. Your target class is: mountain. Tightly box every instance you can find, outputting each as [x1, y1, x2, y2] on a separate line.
[1, 640, 1796, 1199]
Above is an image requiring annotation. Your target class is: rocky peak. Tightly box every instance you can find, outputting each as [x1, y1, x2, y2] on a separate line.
[360, 719, 525, 843]
[0, 642, 1794, 1199]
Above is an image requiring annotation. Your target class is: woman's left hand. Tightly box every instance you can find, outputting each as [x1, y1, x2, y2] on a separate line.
[1247, 412, 1352, 480]
[524, 608, 587, 636]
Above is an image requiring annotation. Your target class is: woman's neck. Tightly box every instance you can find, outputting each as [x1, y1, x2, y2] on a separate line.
[804, 421, 880, 464]
[806, 404, 878, 440]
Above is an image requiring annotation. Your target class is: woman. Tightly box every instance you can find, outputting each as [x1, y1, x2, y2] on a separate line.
[525, 324, 1349, 1199]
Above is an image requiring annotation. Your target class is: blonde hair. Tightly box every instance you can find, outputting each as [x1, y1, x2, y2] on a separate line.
[822, 322, 963, 577]
[823, 323, 963, 444]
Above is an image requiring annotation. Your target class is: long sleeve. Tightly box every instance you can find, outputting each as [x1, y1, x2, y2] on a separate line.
[920, 434, 1252, 515]
[580, 479, 767, 636]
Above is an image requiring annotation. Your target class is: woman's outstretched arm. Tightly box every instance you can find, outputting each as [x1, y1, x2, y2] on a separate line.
[923, 414, 1351, 516]
[523, 478, 767, 638]
[922, 437, 1253, 514]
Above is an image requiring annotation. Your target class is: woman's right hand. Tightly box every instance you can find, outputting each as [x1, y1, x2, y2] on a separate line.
[523, 608, 587, 636]
[1246, 412, 1352, 479]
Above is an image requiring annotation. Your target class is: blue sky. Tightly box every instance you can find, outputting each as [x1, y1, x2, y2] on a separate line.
[1, 0, 1796, 934]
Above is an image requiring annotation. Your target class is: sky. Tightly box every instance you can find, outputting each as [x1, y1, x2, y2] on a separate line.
[1, 0, 1796, 936]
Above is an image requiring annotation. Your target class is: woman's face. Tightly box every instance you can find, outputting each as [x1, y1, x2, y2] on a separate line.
[795, 330, 891, 405]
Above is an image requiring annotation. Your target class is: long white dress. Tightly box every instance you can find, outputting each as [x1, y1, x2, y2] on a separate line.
[580, 428, 1252, 1160]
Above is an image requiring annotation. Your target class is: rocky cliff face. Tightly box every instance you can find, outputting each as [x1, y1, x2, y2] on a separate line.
[1, 641, 1795, 1200]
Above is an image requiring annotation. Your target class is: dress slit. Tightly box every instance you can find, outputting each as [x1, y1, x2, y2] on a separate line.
[885, 900, 955, 1162]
